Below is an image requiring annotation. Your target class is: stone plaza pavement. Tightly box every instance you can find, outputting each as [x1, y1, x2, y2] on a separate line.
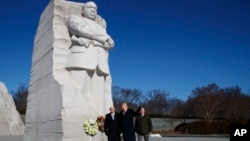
[0, 135, 229, 141]
[0, 135, 23, 141]
[152, 136, 229, 141]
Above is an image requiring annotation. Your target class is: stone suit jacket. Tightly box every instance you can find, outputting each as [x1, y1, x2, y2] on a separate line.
[66, 15, 112, 76]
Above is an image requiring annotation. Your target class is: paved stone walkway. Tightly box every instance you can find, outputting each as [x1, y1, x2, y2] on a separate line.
[0, 135, 229, 141]
[151, 136, 228, 141]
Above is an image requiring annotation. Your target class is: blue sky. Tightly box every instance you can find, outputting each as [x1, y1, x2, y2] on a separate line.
[0, 0, 249, 100]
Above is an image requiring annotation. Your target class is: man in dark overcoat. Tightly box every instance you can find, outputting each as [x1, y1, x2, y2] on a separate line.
[119, 102, 137, 141]
[104, 106, 120, 141]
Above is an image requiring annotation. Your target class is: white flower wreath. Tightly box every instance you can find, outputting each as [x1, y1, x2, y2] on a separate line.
[83, 119, 98, 136]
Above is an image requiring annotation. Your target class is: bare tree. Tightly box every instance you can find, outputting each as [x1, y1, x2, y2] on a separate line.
[186, 84, 250, 123]
[221, 86, 250, 123]
[169, 97, 186, 118]
[186, 83, 224, 121]
[112, 86, 123, 110]
[13, 84, 28, 115]
[166, 97, 187, 128]
[112, 86, 142, 110]
[143, 89, 169, 114]
[112, 84, 250, 123]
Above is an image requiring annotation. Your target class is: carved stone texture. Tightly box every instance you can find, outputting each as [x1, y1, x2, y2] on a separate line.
[24, 0, 114, 141]
[0, 82, 25, 135]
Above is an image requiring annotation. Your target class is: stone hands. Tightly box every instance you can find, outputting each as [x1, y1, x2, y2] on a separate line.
[71, 36, 86, 46]
[71, 36, 95, 48]
[104, 38, 114, 49]
[80, 40, 95, 48]
[107, 38, 115, 47]
[77, 38, 87, 46]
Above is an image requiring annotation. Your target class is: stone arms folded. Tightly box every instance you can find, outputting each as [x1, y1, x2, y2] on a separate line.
[68, 15, 114, 50]
[70, 35, 114, 50]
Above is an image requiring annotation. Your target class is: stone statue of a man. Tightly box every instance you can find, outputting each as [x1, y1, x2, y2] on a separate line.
[66, 1, 114, 115]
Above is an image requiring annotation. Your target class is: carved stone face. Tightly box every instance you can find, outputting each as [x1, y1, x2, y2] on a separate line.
[82, 2, 97, 20]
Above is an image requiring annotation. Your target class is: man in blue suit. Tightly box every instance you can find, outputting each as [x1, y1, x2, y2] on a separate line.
[120, 102, 137, 141]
